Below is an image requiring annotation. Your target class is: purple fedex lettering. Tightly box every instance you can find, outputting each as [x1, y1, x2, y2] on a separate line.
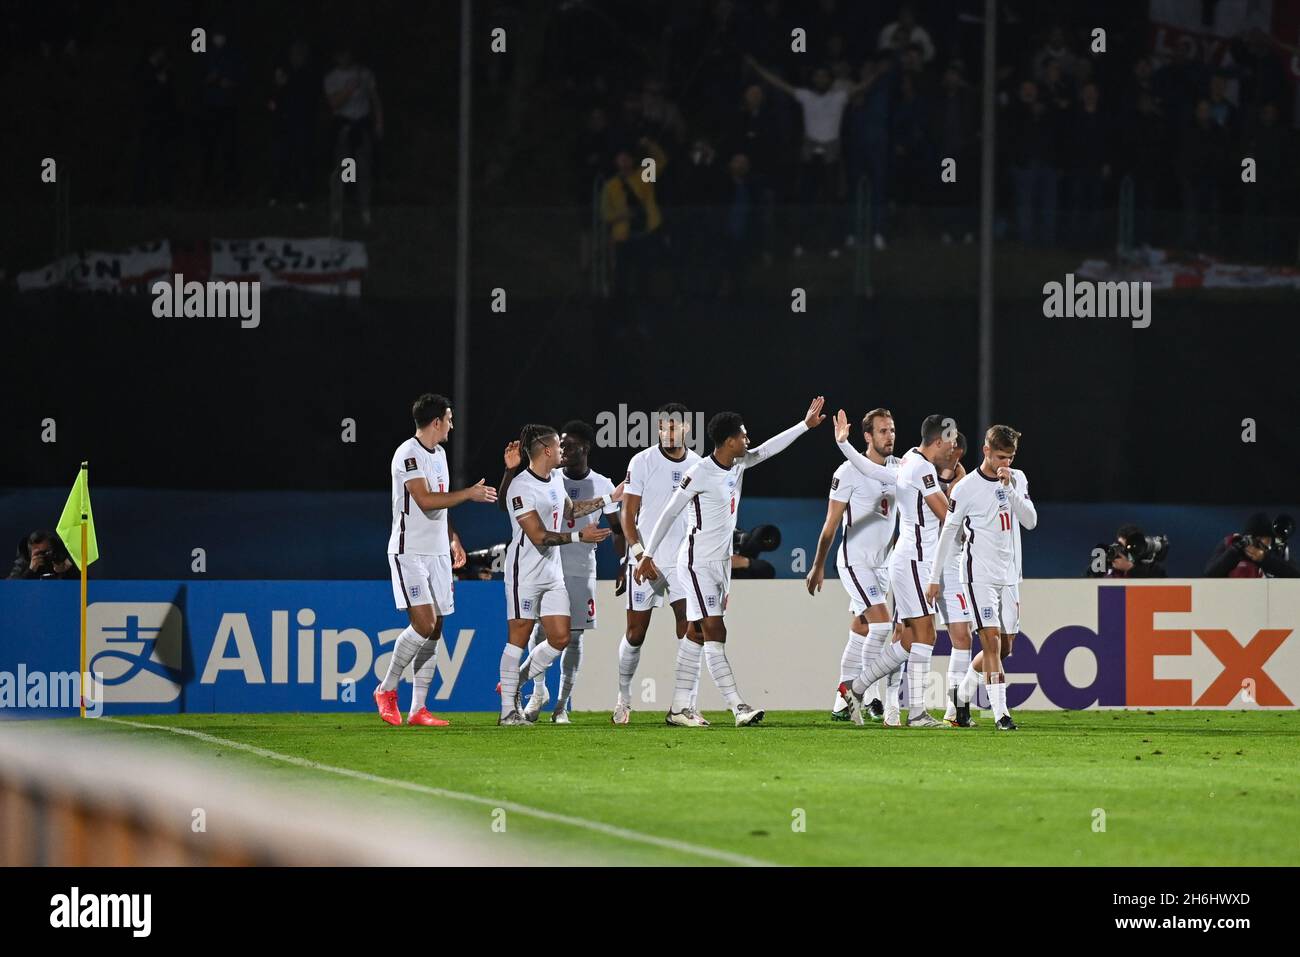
[1005, 586, 1127, 709]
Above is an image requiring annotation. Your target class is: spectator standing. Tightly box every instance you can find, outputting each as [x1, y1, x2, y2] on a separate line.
[930, 60, 976, 243]
[1065, 81, 1111, 248]
[878, 3, 935, 64]
[268, 39, 317, 209]
[1241, 102, 1287, 260]
[1120, 89, 1170, 248]
[719, 153, 758, 297]
[1005, 79, 1061, 246]
[845, 52, 898, 251]
[601, 141, 667, 299]
[198, 24, 245, 200]
[1177, 99, 1229, 251]
[324, 45, 384, 228]
[131, 41, 179, 204]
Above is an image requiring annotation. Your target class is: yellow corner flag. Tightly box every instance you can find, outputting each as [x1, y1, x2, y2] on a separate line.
[56, 462, 98, 571]
[56, 462, 97, 717]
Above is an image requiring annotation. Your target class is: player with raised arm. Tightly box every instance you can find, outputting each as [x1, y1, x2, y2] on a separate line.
[835, 413, 957, 728]
[520, 421, 624, 723]
[952, 429, 1037, 724]
[376, 394, 497, 728]
[806, 408, 899, 722]
[933, 433, 977, 726]
[636, 398, 827, 727]
[613, 403, 704, 726]
[499, 424, 623, 726]
[926, 425, 1032, 731]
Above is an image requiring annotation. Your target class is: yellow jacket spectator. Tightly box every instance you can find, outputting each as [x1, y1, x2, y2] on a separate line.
[602, 139, 666, 243]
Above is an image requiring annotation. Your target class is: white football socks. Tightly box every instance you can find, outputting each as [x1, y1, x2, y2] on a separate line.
[907, 643, 933, 714]
[671, 639, 704, 712]
[947, 647, 971, 695]
[499, 644, 523, 717]
[617, 635, 640, 702]
[409, 636, 439, 716]
[853, 640, 908, 697]
[703, 640, 743, 710]
[958, 664, 984, 705]
[557, 631, 582, 711]
[840, 630, 867, 683]
[988, 674, 1008, 720]
[380, 626, 424, 693]
[520, 640, 560, 684]
[689, 642, 703, 710]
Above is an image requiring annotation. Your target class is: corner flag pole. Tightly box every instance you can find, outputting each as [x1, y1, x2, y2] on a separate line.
[79, 461, 88, 718]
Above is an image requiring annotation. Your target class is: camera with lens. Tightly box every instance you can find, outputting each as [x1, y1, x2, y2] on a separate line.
[733, 524, 781, 560]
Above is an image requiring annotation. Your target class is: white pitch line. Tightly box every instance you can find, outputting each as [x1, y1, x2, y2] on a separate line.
[101, 718, 772, 868]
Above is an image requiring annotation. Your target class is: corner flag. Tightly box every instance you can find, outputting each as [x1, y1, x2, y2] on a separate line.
[56, 462, 98, 570]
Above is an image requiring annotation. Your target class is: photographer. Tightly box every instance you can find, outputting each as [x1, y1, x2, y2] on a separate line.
[8, 530, 78, 580]
[1089, 524, 1168, 578]
[731, 524, 781, 579]
[1204, 513, 1298, 578]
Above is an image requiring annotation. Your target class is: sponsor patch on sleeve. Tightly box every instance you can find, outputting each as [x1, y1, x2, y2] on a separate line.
[679, 475, 692, 489]
[923, 473, 936, 490]
[404, 457, 418, 472]
[511, 495, 524, 512]
[830, 476, 840, 491]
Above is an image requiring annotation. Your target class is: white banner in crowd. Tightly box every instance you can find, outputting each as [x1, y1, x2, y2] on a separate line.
[580, 579, 1300, 712]
[17, 237, 366, 297]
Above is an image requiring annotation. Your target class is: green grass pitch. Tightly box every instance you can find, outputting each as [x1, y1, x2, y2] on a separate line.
[62, 710, 1300, 866]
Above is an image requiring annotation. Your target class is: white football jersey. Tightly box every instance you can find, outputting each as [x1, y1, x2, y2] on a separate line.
[829, 456, 898, 570]
[1008, 467, 1032, 581]
[505, 468, 569, 585]
[387, 437, 450, 556]
[645, 421, 809, 564]
[950, 469, 1020, 586]
[937, 471, 965, 589]
[625, 444, 700, 559]
[892, 447, 945, 564]
[557, 467, 619, 579]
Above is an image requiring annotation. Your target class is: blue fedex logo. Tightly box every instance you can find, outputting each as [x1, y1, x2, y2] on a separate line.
[0, 581, 509, 714]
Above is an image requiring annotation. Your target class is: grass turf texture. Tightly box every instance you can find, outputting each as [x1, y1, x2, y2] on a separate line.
[59, 710, 1299, 866]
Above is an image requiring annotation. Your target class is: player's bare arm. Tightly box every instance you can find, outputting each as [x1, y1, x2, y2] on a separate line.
[495, 441, 521, 511]
[833, 410, 897, 482]
[449, 523, 466, 569]
[405, 477, 496, 511]
[807, 498, 849, 595]
[563, 481, 625, 522]
[518, 509, 610, 548]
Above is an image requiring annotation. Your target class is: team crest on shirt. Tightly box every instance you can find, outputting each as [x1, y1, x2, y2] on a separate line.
[570, 488, 579, 498]
[996, 488, 1008, 503]
[981, 606, 994, 621]
[868, 585, 881, 599]
[672, 470, 683, 485]
[404, 457, 418, 472]
[706, 595, 717, 608]
[923, 474, 936, 489]
[634, 591, 646, 602]
[409, 585, 420, 599]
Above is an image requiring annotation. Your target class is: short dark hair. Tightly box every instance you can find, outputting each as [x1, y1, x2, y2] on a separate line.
[520, 423, 558, 458]
[1117, 524, 1145, 544]
[658, 401, 690, 422]
[560, 419, 595, 447]
[985, 424, 1021, 452]
[1244, 512, 1273, 537]
[412, 393, 451, 429]
[707, 411, 745, 447]
[920, 414, 951, 445]
[862, 408, 893, 435]
[26, 530, 58, 548]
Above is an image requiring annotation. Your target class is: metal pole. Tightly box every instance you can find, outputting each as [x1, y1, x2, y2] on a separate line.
[978, 0, 997, 431]
[453, 0, 472, 489]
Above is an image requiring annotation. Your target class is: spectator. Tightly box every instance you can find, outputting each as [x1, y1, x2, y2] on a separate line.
[672, 136, 726, 298]
[1033, 25, 1080, 83]
[1207, 71, 1237, 135]
[198, 23, 245, 200]
[1177, 99, 1228, 251]
[878, 3, 935, 64]
[746, 55, 874, 256]
[324, 45, 384, 228]
[640, 76, 687, 147]
[131, 41, 179, 204]
[1120, 89, 1170, 248]
[929, 59, 976, 244]
[890, 61, 933, 212]
[1130, 56, 1157, 102]
[1204, 513, 1298, 578]
[1040, 58, 1075, 114]
[267, 39, 317, 209]
[8, 531, 77, 580]
[576, 106, 617, 203]
[1228, 28, 1288, 116]
[719, 153, 758, 296]
[1005, 79, 1061, 246]
[1089, 524, 1168, 578]
[845, 52, 897, 251]
[727, 84, 782, 182]
[1065, 81, 1111, 247]
[1241, 102, 1287, 260]
[1153, 36, 1206, 126]
[601, 140, 667, 299]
